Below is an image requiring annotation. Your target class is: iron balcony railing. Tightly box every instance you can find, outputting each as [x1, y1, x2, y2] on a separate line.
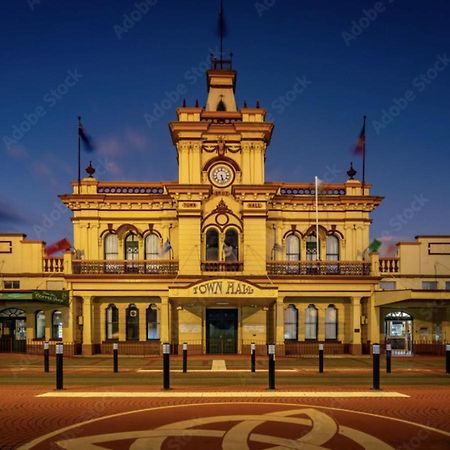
[201, 261, 244, 272]
[72, 259, 178, 275]
[267, 260, 371, 276]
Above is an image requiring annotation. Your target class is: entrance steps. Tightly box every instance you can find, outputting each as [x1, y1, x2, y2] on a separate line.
[211, 360, 227, 371]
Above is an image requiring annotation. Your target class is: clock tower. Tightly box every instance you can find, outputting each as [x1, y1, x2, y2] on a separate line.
[169, 57, 274, 188]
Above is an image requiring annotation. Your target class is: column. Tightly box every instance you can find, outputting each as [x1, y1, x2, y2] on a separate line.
[350, 296, 362, 355]
[82, 296, 94, 355]
[367, 294, 381, 346]
[275, 297, 285, 355]
[317, 306, 325, 342]
[118, 304, 127, 342]
[160, 296, 170, 343]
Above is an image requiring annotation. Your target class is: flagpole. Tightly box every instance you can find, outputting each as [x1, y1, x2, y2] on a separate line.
[362, 115, 366, 194]
[315, 176, 320, 261]
[77, 115, 81, 192]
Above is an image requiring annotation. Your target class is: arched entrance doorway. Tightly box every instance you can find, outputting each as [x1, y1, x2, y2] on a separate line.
[0, 308, 27, 352]
[384, 311, 413, 355]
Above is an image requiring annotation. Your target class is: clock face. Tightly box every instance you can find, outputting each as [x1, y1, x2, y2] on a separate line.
[210, 164, 233, 187]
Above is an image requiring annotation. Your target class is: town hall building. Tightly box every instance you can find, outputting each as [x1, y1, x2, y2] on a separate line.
[1, 57, 449, 356]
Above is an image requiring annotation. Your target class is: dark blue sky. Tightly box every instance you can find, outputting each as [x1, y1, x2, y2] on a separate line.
[1, 0, 449, 251]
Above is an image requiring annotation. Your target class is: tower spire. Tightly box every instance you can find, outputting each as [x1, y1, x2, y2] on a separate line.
[215, 0, 230, 69]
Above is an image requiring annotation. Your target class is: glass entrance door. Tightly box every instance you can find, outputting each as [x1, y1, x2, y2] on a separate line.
[0, 318, 26, 352]
[206, 309, 238, 354]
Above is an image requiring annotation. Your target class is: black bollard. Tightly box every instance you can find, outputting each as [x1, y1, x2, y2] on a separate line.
[446, 344, 450, 374]
[163, 342, 170, 390]
[319, 343, 324, 373]
[182, 342, 188, 373]
[55, 343, 63, 390]
[113, 342, 118, 373]
[372, 343, 380, 390]
[251, 342, 256, 373]
[386, 343, 392, 374]
[268, 344, 276, 390]
[44, 341, 50, 373]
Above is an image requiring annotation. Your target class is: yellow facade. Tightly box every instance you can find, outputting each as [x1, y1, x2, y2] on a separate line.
[1, 60, 449, 356]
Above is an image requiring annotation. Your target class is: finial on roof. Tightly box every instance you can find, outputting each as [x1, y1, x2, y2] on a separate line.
[182, 98, 186, 107]
[347, 162, 357, 180]
[86, 161, 95, 178]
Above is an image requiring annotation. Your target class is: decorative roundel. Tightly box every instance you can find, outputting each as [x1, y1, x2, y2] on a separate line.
[209, 164, 234, 187]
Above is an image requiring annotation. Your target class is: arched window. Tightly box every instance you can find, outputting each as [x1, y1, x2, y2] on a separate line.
[206, 228, 219, 261]
[284, 304, 298, 340]
[217, 99, 226, 111]
[35, 310, 45, 339]
[224, 229, 239, 261]
[146, 304, 160, 340]
[126, 304, 139, 341]
[52, 311, 63, 340]
[125, 233, 139, 260]
[325, 305, 338, 340]
[286, 235, 300, 261]
[104, 234, 118, 260]
[105, 304, 119, 340]
[145, 233, 159, 260]
[305, 304, 318, 340]
[326, 235, 339, 261]
[306, 235, 318, 261]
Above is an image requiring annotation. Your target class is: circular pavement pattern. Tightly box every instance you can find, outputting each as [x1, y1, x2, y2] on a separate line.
[19, 402, 450, 450]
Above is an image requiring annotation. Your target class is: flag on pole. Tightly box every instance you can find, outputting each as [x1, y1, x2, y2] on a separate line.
[368, 239, 382, 253]
[78, 119, 95, 152]
[45, 238, 71, 256]
[353, 119, 366, 156]
[161, 239, 172, 255]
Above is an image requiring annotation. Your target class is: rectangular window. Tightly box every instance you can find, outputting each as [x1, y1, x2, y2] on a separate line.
[445, 281, 450, 291]
[4, 280, 20, 289]
[380, 281, 396, 290]
[422, 281, 437, 290]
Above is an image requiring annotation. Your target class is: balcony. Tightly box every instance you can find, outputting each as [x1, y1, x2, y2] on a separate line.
[72, 259, 178, 275]
[43, 257, 64, 273]
[379, 257, 400, 273]
[266, 260, 371, 276]
[201, 261, 243, 272]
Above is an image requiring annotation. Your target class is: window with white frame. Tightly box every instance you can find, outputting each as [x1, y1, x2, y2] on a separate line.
[3, 280, 20, 289]
[306, 235, 318, 261]
[35, 310, 45, 339]
[145, 233, 160, 260]
[305, 304, 318, 340]
[326, 235, 339, 261]
[286, 234, 300, 261]
[52, 311, 63, 339]
[125, 234, 139, 261]
[104, 234, 118, 260]
[146, 305, 160, 340]
[284, 304, 298, 340]
[105, 304, 119, 340]
[325, 305, 337, 340]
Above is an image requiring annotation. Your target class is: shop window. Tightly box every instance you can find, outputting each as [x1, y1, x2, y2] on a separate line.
[325, 305, 337, 340]
[146, 305, 160, 340]
[305, 304, 318, 340]
[52, 311, 63, 340]
[206, 228, 219, 261]
[126, 304, 139, 340]
[224, 229, 239, 261]
[284, 305, 298, 340]
[35, 310, 45, 339]
[105, 304, 119, 340]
